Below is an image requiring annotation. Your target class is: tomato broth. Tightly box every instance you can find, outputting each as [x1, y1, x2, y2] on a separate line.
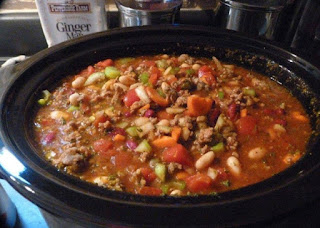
[33, 54, 311, 196]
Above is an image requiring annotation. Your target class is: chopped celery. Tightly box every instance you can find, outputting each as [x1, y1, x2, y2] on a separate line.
[118, 57, 135, 65]
[135, 139, 152, 153]
[139, 72, 150, 84]
[38, 90, 51, 106]
[116, 121, 129, 129]
[211, 142, 225, 153]
[160, 184, 169, 194]
[218, 91, 225, 100]
[156, 59, 168, 69]
[84, 72, 105, 86]
[185, 69, 195, 76]
[126, 126, 139, 137]
[171, 180, 186, 190]
[105, 106, 116, 117]
[89, 116, 96, 122]
[221, 180, 231, 187]
[243, 88, 256, 97]
[149, 158, 160, 168]
[67, 105, 79, 112]
[155, 163, 166, 182]
[105, 66, 121, 79]
[170, 67, 180, 75]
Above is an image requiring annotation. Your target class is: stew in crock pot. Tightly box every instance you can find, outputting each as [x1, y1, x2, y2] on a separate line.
[33, 54, 311, 196]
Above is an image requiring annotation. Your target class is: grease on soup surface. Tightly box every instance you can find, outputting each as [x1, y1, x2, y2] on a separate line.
[33, 54, 311, 196]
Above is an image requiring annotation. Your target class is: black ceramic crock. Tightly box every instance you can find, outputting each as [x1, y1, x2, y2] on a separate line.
[0, 25, 320, 227]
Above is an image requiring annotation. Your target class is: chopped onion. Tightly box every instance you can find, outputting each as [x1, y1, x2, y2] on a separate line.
[135, 86, 150, 103]
[138, 122, 154, 137]
[134, 117, 149, 126]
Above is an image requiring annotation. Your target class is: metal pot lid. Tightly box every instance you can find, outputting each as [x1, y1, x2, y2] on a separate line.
[220, 0, 286, 11]
[115, 0, 182, 14]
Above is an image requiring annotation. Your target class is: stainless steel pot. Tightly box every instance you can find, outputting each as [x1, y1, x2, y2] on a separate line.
[115, 0, 182, 27]
[217, 0, 286, 40]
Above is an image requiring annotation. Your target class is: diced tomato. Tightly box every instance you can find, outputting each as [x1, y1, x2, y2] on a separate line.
[275, 108, 285, 115]
[186, 173, 213, 193]
[263, 108, 274, 115]
[216, 168, 229, 182]
[198, 65, 212, 77]
[162, 144, 193, 166]
[93, 139, 113, 155]
[150, 66, 161, 76]
[264, 108, 285, 116]
[110, 128, 127, 137]
[149, 66, 161, 85]
[139, 186, 162, 196]
[142, 60, 156, 68]
[123, 89, 140, 107]
[140, 167, 157, 183]
[93, 112, 108, 128]
[96, 59, 113, 68]
[113, 152, 132, 169]
[87, 65, 95, 76]
[42, 131, 56, 145]
[208, 107, 221, 127]
[227, 103, 239, 121]
[238, 115, 257, 135]
[198, 65, 216, 85]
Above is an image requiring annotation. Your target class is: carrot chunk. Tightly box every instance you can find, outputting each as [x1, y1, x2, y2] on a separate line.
[291, 111, 308, 122]
[114, 134, 126, 141]
[171, 126, 182, 141]
[187, 95, 213, 117]
[152, 136, 177, 148]
[145, 87, 169, 107]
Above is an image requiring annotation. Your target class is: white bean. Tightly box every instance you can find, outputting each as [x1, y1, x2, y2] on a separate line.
[72, 77, 86, 89]
[180, 63, 190, 68]
[192, 63, 201, 71]
[195, 151, 215, 170]
[119, 75, 135, 86]
[129, 82, 142, 90]
[226, 156, 241, 176]
[50, 111, 69, 120]
[161, 54, 169, 59]
[178, 54, 188, 62]
[248, 147, 266, 160]
[166, 107, 185, 114]
[69, 93, 80, 106]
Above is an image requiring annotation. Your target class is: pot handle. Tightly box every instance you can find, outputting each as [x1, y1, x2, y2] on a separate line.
[0, 56, 30, 99]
